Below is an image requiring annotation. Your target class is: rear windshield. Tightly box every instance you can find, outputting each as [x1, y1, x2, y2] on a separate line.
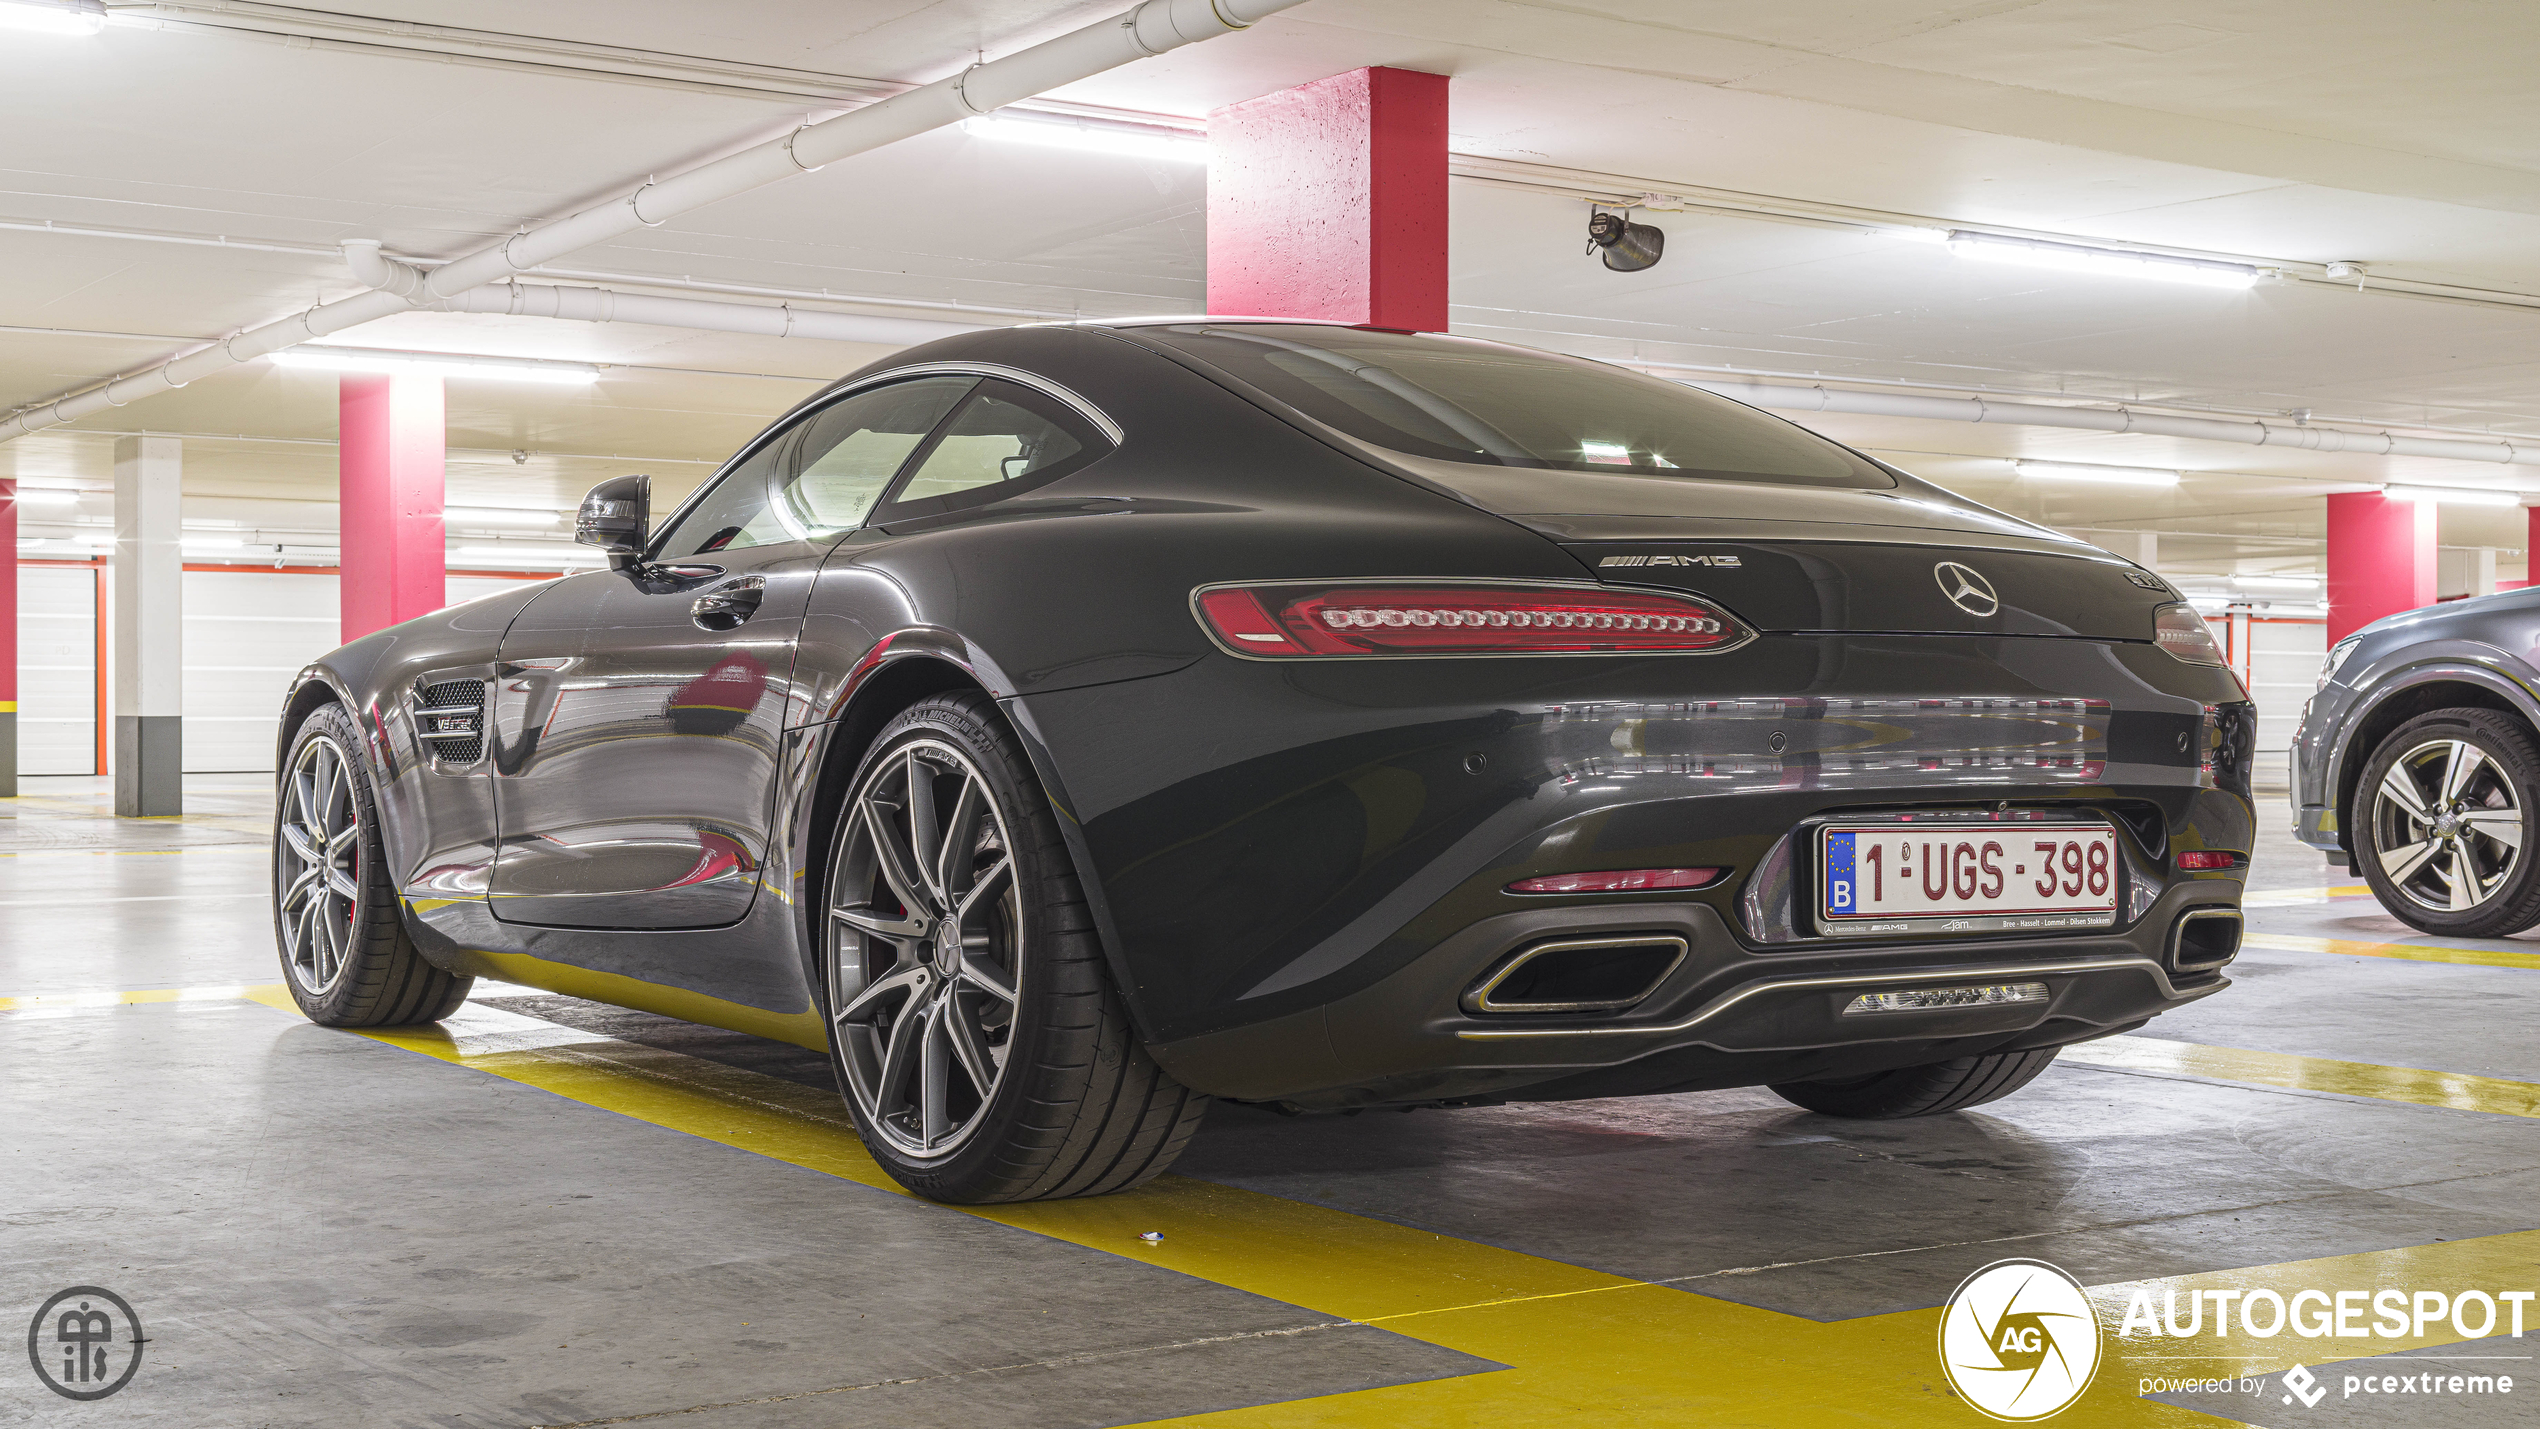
[1138, 324, 1891, 490]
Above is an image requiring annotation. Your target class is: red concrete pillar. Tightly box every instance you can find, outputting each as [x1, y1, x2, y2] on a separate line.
[339, 373, 447, 644]
[2325, 491, 2436, 642]
[1206, 66, 1450, 331]
[1, 475, 16, 796]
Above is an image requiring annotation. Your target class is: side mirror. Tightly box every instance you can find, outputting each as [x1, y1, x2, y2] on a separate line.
[576, 475, 651, 570]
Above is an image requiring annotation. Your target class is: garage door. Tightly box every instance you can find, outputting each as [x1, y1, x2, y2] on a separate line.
[16, 564, 101, 775]
[12, 567, 555, 775]
[183, 571, 555, 772]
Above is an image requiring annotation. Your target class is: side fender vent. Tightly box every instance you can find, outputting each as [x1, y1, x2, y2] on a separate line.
[414, 679, 487, 766]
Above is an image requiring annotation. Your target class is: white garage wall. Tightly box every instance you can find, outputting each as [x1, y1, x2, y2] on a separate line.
[2246, 617, 2326, 786]
[10, 567, 554, 776]
[184, 570, 343, 772]
[181, 571, 555, 772]
[17, 564, 100, 775]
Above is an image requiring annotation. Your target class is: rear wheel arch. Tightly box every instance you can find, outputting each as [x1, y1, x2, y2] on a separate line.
[2335, 674, 2535, 849]
[802, 655, 987, 950]
[797, 648, 1154, 1043]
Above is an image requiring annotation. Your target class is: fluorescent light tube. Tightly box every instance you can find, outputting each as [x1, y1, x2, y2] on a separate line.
[446, 506, 564, 526]
[272, 348, 600, 385]
[0, 0, 106, 35]
[455, 545, 604, 562]
[2231, 575, 2319, 591]
[962, 115, 1207, 164]
[2383, 486, 2522, 507]
[2013, 460, 2180, 487]
[1949, 232, 2260, 289]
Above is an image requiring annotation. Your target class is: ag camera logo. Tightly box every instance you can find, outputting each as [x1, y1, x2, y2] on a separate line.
[1940, 1259, 2103, 1421]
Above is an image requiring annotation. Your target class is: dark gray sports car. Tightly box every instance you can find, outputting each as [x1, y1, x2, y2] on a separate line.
[272, 320, 2255, 1203]
[2294, 591, 2540, 934]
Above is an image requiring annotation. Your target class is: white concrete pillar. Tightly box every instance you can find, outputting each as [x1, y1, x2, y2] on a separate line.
[2127, 531, 2157, 569]
[112, 435, 183, 816]
[2475, 547, 2498, 597]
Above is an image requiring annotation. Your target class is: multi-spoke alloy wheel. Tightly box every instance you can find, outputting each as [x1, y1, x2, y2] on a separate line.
[277, 732, 364, 995]
[270, 701, 473, 1026]
[2359, 709, 2540, 938]
[828, 737, 1022, 1159]
[2372, 738, 2523, 912]
[819, 693, 1207, 1204]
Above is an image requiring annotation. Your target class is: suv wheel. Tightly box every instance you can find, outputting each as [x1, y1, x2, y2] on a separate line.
[2356, 708, 2540, 937]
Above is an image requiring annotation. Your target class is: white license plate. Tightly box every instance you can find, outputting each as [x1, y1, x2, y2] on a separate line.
[1818, 823, 2120, 936]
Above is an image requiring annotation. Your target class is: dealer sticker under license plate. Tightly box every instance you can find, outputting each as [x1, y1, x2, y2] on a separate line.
[1818, 823, 2120, 937]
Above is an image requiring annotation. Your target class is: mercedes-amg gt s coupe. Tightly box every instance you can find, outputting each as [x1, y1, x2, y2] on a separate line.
[271, 320, 2256, 1203]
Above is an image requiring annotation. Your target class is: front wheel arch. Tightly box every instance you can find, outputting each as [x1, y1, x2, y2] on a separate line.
[2333, 674, 2531, 855]
[2352, 706, 2540, 936]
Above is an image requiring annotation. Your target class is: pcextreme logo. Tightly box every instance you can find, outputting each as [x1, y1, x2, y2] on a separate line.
[1939, 1259, 2103, 1421]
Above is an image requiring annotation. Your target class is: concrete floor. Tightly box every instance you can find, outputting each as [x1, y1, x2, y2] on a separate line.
[6, 775, 2536, 1427]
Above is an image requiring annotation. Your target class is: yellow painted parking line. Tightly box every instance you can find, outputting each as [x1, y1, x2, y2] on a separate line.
[2239, 884, 2371, 907]
[186, 992, 2540, 1426]
[0, 982, 279, 1013]
[2242, 931, 2540, 972]
[0, 848, 194, 858]
[2065, 1036, 2540, 1118]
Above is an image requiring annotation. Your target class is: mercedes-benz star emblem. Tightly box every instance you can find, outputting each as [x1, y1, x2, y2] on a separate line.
[1933, 561, 2000, 616]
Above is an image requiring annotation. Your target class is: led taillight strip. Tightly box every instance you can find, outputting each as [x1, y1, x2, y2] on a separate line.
[1193, 581, 1754, 658]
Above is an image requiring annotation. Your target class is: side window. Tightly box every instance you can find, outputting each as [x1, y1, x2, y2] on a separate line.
[653, 434, 789, 560]
[651, 376, 974, 560]
[776, 376, 977, 535]
[884, 379, 1110, 514]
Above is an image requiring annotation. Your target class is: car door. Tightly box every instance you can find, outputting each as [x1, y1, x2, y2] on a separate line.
[488, 374, 977, 928]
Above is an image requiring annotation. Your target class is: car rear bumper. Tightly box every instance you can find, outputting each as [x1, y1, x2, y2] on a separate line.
[1145, 876, 2236, 1107]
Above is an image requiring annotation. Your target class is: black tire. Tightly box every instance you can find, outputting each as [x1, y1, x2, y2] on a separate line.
[821, 691, 1207, 1203]
[2353, 708, 2540, 938]
[1767, 1048, 2059, 1119]
[272, 702, 473, 1026]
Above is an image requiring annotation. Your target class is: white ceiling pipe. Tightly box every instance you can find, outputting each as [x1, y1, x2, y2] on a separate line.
[0, 0, 1298, 442]
[1694, 379, 2537, 470]
[349, 251, 993, 346]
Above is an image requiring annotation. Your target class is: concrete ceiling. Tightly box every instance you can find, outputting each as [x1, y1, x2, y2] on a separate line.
[7, 0, 2539, 585]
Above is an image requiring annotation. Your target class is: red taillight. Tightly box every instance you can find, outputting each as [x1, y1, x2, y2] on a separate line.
[2175, 851, 2245, 871]
[2154, 603, 2225, 666]
[1507, 868, 1724, 894]
[1194, 582, 1749, 657]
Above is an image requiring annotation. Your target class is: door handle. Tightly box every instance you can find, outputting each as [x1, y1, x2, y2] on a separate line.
[691, 577, 766, 632]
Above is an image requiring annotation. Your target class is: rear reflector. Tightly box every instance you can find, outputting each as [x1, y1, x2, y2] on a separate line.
[1194, 582, 1750, 657]
[1842, 982, 2048, 1015]
[1507, 867, 1724, 894]
[2174, 850, 2245, 870]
